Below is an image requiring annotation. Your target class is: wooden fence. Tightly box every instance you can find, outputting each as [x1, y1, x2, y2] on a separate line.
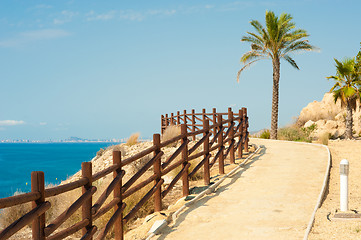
[0, 107, 249, 240]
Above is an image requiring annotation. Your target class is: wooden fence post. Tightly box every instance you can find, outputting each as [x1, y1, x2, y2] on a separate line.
[32, 171, 45, 240]
[217, 114, 224, 175]
[161, 115, 165, 135]
[228, 108, 235, 164]
[238, 109, 244, 159]
[191, 109, 196, 141]
[165, 114, 169, 128]
[202, 109, 206, 131]
[171, 113, 174, 125]
[243, 108, 249, 152]
[203, 119, 210, 185]
[153, 134, 162, 212]
[181, 124, 190, 196]
[113, 150, 123, 240]
[183, 110, 187, 125]
[177, 111, 180, 125]
[82, 162, 93, 239]
[213, 108, 217, 141]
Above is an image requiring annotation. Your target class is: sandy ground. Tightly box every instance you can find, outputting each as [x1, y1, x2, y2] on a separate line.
[155, 138, 329, 240]
[309, 140, 361, 240]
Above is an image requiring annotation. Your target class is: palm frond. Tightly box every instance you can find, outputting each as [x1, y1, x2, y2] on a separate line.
[343, 86, 356, 98]
[334, 58, 355, 78]
[332, 89, 346, 106]
[265, 11, 278, 43]
[281, 40, 316, 56]
[285, 29, 308, 39]
[277, 13, 295, 41]
[240, 50, 267, 64]
[242, 34, 264, 47]
[329, 82, 341, 92]
[251, 44, 263, 51]
[280, 33, 309, 48]
[237, 59, 264, 82]
[283, 55, 299, 69]
[327, 75, 343, 84]
[250, 20, 265, 37]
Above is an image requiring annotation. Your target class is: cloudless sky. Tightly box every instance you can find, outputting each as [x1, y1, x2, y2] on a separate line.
[1, 0, 361, 140]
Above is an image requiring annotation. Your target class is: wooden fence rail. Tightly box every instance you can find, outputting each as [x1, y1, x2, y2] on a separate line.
[0, 107, 249, 240]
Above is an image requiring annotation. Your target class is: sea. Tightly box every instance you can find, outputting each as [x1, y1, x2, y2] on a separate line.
[0, 142, 119, 199]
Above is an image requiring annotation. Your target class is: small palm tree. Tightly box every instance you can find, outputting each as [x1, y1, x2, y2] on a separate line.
[327, 57, 361, 139]
[237, 11, 316, 139]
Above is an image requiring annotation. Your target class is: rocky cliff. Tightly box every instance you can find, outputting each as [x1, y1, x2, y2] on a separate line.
[297, 93, 361, 138]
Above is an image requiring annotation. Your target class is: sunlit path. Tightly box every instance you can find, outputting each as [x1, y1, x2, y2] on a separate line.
[157, 138, 328, 240]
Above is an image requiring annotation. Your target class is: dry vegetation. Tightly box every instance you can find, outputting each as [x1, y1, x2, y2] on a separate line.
[0, 129, 219, 239]
[0, 192, 31, 229]
[0, 165, 158, 240]
[161, 125, 181, 147]
[257, 123, 324, 143]
[126, 132, 140, 146]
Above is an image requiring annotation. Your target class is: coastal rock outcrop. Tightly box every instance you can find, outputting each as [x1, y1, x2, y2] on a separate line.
[297, 93, 361, 138]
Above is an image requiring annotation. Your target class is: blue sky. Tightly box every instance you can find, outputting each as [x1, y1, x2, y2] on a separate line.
[1, 0, 360, 140]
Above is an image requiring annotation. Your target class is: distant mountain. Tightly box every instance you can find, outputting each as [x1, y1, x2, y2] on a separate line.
[66, 136, 85, 141]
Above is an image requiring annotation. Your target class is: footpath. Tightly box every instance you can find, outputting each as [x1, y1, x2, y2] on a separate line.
[155, 138, 329, 240]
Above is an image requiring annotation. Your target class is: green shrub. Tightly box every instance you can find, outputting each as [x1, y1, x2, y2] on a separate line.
[278, 123, 318, 143]
[278, 126, 311, 142]
[259, 129, 270, 139]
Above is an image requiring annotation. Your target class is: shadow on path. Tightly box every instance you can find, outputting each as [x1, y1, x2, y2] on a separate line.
[158, 146, 266, 239]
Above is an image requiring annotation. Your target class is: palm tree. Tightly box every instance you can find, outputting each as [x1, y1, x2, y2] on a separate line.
[237, 11, 316, 139]
[327, 57, 361, 139]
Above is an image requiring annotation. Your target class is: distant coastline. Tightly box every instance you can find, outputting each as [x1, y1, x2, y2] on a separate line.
[0, 136, 124, 143]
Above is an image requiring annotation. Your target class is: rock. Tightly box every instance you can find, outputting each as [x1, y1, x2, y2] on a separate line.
[304, 120, 315, 128]
[144, 213, 156, 224]
[325, 120, 338, 130]
[298, 92, 361, 138]
[315, 120, 326, 128]
[249, 146, 256, 152]
[148, 219, 168, 235]
[298, 93, 342, 125]
[163, 175, 173, 185]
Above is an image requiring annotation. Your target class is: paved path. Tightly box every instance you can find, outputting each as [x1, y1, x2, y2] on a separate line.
[157, 138, 329, 240]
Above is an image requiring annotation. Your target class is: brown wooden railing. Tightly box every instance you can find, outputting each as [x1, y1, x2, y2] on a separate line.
[0, 107, 249, 240]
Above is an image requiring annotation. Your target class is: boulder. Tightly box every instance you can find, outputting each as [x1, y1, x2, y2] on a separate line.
[304, 120, 315, 128]
[299, 92, 361, 138]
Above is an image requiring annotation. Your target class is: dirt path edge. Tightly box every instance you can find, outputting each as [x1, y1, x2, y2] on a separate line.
[300, 141, 331, 240]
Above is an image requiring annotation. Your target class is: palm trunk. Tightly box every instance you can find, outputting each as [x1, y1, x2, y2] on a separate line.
[270, 57, 280, 139]
[345, 100, 353, 139]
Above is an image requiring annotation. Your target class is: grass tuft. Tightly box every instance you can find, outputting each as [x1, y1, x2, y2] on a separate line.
[162, 125, 181, 147]
[319, 132, 330, 145]
[126, 133, 140, 146]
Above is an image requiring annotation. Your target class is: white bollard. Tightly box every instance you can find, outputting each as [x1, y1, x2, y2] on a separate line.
[340, 159, 349, 212]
